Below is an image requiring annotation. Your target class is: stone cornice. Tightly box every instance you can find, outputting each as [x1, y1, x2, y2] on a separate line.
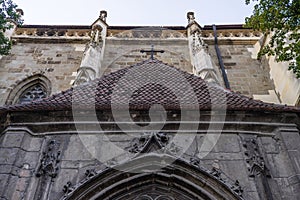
[5, 120, 298, 136]
[12, 27, 91, 43]
[12, 26, 263, 45]
[202, 29, 263, 45]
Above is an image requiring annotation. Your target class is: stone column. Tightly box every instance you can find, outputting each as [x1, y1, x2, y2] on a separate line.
[187, 12, 220, 84]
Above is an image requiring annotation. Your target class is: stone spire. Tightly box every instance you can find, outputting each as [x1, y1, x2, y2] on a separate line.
[73, 11, 108, 86]
[187, 12, 221, 84]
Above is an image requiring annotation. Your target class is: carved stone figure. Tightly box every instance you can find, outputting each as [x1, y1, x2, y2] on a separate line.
[36, 140, 61, 178]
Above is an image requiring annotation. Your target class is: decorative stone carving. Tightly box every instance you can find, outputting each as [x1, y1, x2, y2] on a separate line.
[201, 30, 263, 39]
[111, 28, 186, 39]
[208, 165, 244, 198]
[36, 140, 61, 179]
[231, 180, 244, 197]
[127, 133, 150, 154]
[242, 138, 270, 177]
[126, 132, 180, 155]
[63, 181, 75, 194]
[210, 166, 222, 179]
[155, 132, 169, 146]
[13, 27, 90, 39]
[61, 169, 100, 199]
[186, 12, 220, 84]
[85, 169, 97, 179]
[59, 154, 245, 200]
[190, 156, 201, 167]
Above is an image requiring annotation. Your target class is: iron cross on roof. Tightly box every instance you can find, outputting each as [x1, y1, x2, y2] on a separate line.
[140, 44, 165, 59]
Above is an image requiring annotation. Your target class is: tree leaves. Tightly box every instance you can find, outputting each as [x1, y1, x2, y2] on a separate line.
[0, 0, 22, 55]
[245, 0, 300, 78]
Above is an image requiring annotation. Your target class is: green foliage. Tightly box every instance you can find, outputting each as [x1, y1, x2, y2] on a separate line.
[245, 0, 300, 78]
[0, 0, 22, 55]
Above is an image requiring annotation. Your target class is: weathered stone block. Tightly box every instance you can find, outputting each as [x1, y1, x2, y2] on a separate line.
[267, 153, 295, 178]
[15, 151, 40, 170]
[0, 148, 19, 165]
[21, 137, 43, 152]
[260, 137, 279, 153]
[1, 133, 24, 148]
[62, 135, 93, 161]
[212, 134, 241, 153]
[281, 131, 300, 151]
[0, 174, 9, 195]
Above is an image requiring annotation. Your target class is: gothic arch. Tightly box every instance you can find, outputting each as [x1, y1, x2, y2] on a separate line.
[61, 154, 243, 200]
[5, 74, 51, 105]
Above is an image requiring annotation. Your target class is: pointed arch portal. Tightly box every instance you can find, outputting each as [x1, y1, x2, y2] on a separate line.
[61, 154, 243, 200]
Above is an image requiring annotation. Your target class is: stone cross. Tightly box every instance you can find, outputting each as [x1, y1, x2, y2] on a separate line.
[140, 44, 165, 59]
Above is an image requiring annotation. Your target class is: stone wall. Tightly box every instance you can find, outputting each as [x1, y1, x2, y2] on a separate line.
[208, 44, 276, 98]
[0, 42, 84, 105]
[0, 110, 299, 200]
[0, 27, 286, 106]
[268, 56, 300, 105]
[101, 39, 192, 75]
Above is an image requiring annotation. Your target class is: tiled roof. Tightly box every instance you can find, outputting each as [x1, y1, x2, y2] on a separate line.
[1, 59, 299, 113]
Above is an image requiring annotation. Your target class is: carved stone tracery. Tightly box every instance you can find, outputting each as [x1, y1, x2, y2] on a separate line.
[242, 138, 270, 177]
[126, 132, 181, 155]
[18, 84, 47, 104]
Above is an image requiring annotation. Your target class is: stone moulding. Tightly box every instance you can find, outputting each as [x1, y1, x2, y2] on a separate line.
[14, 27, 90, 38]
[12, 27, 262, 45]
[60, 154, 244, 200]
[4, 119, 298, 137]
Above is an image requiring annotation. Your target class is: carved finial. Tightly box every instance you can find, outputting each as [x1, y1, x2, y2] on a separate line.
[100, 10, 107, 22]
[16, 9, 24, 16]
[187, 12, 195, 23]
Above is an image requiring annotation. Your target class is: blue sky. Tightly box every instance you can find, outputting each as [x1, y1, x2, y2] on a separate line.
[14, 0, 255, 26]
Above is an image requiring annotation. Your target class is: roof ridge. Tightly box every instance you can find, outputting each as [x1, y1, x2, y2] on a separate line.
[0, 59, 299, 114]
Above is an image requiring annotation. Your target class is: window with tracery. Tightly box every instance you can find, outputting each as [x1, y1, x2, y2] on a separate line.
[18, 84, 47, 104]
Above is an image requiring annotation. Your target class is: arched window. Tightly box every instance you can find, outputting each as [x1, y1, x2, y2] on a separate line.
[6, 74, 51, 105]
[18, 84, 47, 104]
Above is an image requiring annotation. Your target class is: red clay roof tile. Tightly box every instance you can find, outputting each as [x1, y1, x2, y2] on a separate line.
[1, 59, 299, 113]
